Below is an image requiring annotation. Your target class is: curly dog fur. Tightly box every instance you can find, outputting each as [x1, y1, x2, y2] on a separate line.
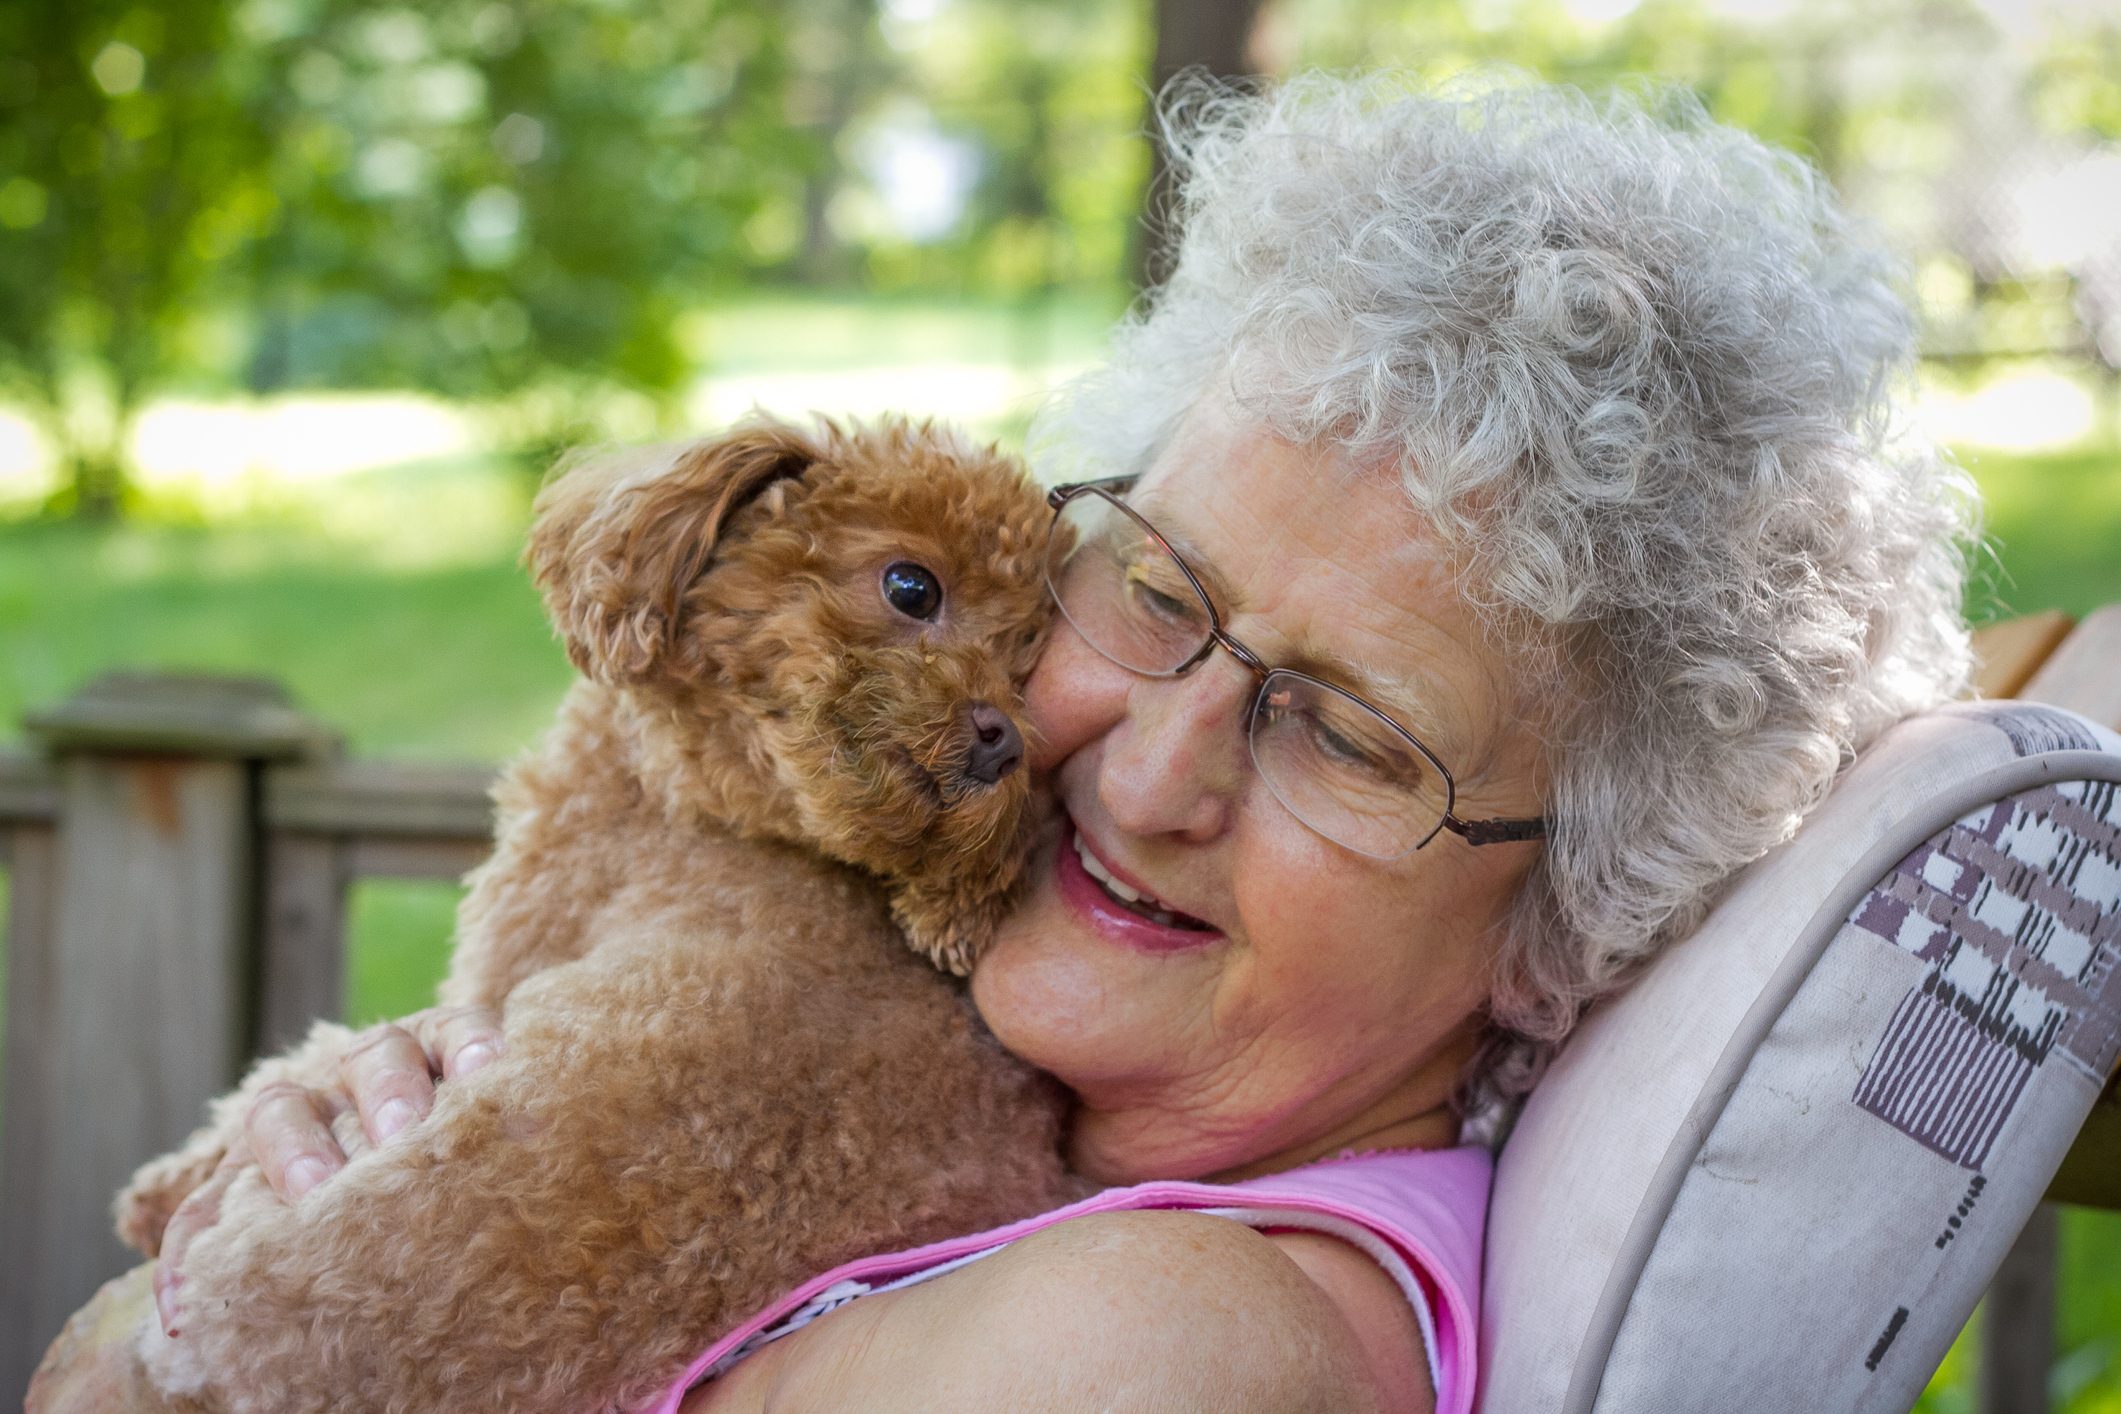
[33, 417, 1084, 1413]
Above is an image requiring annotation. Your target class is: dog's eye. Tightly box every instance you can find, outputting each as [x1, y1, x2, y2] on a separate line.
[881, 562, 943, 621]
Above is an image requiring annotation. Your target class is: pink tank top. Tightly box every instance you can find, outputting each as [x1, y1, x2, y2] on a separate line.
[648, 1143, 1492, 1414]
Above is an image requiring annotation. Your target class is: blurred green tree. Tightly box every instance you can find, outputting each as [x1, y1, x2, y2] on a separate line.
[0, 0, 278, 517]
[0, 0, 802, 516]
[811, 0, 1147, 297]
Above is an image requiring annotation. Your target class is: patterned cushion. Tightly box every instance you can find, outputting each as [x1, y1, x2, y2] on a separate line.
[1480, 703, 2121, 1414]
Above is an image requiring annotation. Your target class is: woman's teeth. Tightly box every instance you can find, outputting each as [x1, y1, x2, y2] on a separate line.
[1072, 832, 1208, 930]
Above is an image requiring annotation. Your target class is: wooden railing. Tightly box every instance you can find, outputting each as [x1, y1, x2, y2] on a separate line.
[0, 674, 495, 1402]
[0, 660, 2106, 1408]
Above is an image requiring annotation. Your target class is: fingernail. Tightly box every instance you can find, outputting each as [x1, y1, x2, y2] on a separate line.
[455, 1042, 496, 1076]
[286, 1157, 331, 1199]
[375, 1098, 418, 1141]
[155, 1279, 181, 1334]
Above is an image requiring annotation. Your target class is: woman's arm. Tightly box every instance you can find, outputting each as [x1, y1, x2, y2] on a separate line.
[690, 1211, 1435, 1414]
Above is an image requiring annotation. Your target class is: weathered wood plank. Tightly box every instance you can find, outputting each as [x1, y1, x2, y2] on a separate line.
[0, 749, 58, 825]
[1970, 610, 2077, 701]
[266, 758, 496, 841]
[0, 758, 255, 1404]
[1979, 1204, 2058, 1414]
[2019, 603, 2121, 730]
[0, 822, 61, 1404]
[346, 836, 491, 882]
[25, 672, 337, 761]
[258, 833, 351, 1054]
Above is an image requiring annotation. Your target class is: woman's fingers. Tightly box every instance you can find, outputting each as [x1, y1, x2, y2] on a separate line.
[245, 1081, 344, 1202]
[332, 1106, 374, 1164]
[334, 1007, 501, 1148]
[339, 1021, 437, 1145]
[152, 1153, 242, 1336]
[147, 1009, 504, 1342]
[407, 1004, 505, 1081]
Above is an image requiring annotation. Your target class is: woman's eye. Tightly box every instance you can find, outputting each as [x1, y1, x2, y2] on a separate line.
[1123, 567, 1201, 625]
[1308, 715, 1383, 772]
[882, 562, 943, 620]
[1261, 691, 1420, 789]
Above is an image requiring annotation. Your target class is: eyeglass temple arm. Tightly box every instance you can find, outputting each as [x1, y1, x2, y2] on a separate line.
[1443, 814, 1548, 846]
[1047, 475, 1138, 508]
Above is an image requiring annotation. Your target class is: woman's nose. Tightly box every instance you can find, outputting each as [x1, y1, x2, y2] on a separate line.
[1097, 661, 1251, 842]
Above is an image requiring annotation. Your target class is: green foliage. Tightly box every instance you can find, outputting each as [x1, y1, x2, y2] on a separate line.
[0, 459, 571, 759]
[0, 0, 277, 514]
[0, 0, 808, 512]
[230, 0, 802, 403]
[1964, 442, 2121, 625]
[2058, 1205, 2121, 1410]
[845, 0, 1151, 296]
[8, 0, 2113, 519]
[347, 879, 460, 1024]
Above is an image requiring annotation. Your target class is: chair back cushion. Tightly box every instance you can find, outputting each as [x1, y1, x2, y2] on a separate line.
[1480, 703, 2121, 1413]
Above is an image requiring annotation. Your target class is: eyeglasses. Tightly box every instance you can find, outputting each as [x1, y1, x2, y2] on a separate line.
[1043, 478, 1547, 859]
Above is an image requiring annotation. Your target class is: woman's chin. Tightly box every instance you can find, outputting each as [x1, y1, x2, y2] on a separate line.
[969, 904, 1107, 1079]
[971, 823, 1247, 1146]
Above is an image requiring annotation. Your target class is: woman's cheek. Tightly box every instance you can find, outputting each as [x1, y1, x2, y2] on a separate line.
[1022, 625, 1118, 775]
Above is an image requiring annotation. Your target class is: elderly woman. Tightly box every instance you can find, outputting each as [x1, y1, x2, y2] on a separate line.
[175, 71, 1975, 1411]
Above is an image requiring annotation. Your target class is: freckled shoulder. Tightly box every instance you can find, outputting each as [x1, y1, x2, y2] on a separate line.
[738, 1210, 1409, 1414]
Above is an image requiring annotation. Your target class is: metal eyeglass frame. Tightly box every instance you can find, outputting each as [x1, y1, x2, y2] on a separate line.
[1044, 477, 1548, 854]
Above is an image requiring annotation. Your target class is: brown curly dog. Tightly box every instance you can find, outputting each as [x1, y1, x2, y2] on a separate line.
[29, 417, 1085, 1414]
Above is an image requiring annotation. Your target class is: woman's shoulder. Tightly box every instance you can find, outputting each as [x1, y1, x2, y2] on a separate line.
[695, 1209, 1430, 1413]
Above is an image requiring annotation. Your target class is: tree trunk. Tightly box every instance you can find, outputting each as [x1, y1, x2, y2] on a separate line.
[66, 447, 128, 522]
[1128, 0, 1270, 294]
[58, 394, 136, 521]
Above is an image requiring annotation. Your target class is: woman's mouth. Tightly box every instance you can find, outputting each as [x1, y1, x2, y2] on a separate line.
[1057, 821, 1221, 953]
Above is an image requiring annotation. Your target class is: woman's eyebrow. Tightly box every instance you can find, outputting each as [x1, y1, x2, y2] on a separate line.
[1130, 497, 1224, 589]
[1135, 499, 1465, 744]
[1294, 643, 1463, 750]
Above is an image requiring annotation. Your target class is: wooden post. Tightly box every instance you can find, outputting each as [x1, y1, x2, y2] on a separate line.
[0, 674, 335, 1406]
[257, 833, 350, 1053]
[1978, 1204, 2058, 1414]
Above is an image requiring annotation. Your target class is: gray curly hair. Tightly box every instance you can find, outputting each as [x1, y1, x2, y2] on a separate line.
[1029, 70, 1978, 1131]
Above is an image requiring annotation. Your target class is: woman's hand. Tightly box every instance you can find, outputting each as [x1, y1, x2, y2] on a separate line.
[150, 1005, 504, 1335]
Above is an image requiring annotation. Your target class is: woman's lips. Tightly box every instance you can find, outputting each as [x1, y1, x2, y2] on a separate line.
[1056, 821, 1223, 954]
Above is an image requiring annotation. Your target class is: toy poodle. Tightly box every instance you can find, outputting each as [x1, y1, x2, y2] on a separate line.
[29, 416, 1085, 1413]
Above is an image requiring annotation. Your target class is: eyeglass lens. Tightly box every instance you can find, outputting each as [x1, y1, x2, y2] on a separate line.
[1045, 489, 1454, 858]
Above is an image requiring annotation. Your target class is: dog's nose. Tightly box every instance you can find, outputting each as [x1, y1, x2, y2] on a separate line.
[962, 702, 1024, 785]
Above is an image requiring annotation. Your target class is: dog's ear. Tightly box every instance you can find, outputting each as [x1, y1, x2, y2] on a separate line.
[525, 420, 821, 684]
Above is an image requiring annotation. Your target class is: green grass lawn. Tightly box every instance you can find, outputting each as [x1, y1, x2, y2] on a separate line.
[3, 379, 2119, 1407]
[1961, 443, 2121, 624]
